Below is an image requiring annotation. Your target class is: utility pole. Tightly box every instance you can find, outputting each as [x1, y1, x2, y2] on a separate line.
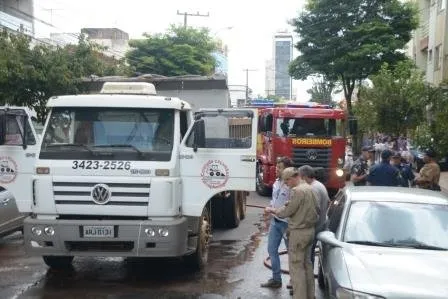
[176, 10, 210, 28]
[243, 69, 257, 104]
[42, 8, 64, 24]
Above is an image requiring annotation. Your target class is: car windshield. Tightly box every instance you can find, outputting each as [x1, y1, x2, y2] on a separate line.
[344, 201, 448, 250]
[40, 107, 174, 161]
[275, 117, 343, 137]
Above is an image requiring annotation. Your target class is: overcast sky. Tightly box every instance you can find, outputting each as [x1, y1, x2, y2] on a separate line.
[34, 0, 312, 101]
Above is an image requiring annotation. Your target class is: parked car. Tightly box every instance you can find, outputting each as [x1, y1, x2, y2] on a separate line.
[0, 188, 25, 237]
[318, 186, 448, 299]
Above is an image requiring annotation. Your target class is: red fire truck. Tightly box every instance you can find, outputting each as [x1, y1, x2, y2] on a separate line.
[254, 102, 347, 198]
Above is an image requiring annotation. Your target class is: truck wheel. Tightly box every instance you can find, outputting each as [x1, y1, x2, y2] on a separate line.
[185, 207, 211, 270]
[43, 256, 74, 269]
[225, 192, 241, 228]
[256, 164, 271, 197]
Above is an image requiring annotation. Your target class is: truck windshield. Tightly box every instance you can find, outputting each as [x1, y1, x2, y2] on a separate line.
[276, 118, 343, 137]
[40, 107, 174, 161]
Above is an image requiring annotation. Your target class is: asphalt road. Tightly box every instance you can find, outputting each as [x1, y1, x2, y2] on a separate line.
[0, 192, 325, 299]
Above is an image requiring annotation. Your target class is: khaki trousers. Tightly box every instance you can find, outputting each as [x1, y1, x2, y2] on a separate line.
[288, 227, 315, 299]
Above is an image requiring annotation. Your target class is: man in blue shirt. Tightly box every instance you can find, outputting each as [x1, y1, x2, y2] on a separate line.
[367, 149, 400, 186]
[261, 157, 293, 288]
[391, 152, 415, 187]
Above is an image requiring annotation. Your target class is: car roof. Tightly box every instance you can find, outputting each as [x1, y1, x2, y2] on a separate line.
[345, 186, 448, 205]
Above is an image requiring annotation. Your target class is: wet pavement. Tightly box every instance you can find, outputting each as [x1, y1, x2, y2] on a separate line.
[0, 193, 325, 299]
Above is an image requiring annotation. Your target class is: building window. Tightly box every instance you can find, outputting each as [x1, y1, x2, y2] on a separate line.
[438, 0, 445, 10]
[429, 49, 433, 62]
[434, 45, 441, 71]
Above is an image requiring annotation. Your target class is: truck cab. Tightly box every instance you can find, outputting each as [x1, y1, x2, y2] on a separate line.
[24, 82, 257, 269]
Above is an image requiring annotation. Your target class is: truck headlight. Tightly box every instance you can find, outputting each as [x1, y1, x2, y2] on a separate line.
[44, 226, 55, 236]
[31, 227, 42, 236]
[144, 227, 155, 237]
[337, 158, 344, 165]
[336, 288, 384, 299]
[336, 169, 344, 177]
[158, 227, 169, 237]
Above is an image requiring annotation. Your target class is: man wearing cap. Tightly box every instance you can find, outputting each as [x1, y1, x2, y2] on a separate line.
[261, 157, 293, 289]
[415, 149, 441, 190]
[266, 167, 319, 299]
[391, 152, 415, 187]
[367, 149, 400, 186]
[350, 146, 375, 186]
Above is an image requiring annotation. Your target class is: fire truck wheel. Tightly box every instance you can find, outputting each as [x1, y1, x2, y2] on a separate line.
[185, 207, 211, 270]
[43, 256, 74, 269]
[225, 192, 241, 228]
[256, 164, 271, 197]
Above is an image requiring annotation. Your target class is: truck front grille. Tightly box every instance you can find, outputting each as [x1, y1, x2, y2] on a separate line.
[65, 241, 134, 252]
[291, 148, 332, 183]
[52, 182, 150, 207]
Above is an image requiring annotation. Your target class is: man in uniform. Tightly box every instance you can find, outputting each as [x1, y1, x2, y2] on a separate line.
[350, 146, 375, 186]
[367, 149, 400, 186]
[261, 157, 293, 288]
[391, 152, 415, 187]
[266, 167, 319, 299]
[415, 149, 441, 191]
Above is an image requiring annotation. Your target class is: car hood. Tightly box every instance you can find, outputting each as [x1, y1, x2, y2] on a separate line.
[343, 245, 448, 299]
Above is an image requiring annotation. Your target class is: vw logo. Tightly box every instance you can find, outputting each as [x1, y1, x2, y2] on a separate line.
[306, 150, 318, 161]
[91, 184, 111, 205]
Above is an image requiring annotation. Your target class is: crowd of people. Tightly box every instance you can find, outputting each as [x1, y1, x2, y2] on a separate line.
[259, 143, 442, 298]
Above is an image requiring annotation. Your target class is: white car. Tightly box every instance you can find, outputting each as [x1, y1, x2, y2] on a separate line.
[318, 186, 448, 298]
[0, 188, 25, 237]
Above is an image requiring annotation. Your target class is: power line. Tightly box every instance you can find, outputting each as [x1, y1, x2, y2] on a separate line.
[176, 10, 209, 28]
[243, 69, 258, 101]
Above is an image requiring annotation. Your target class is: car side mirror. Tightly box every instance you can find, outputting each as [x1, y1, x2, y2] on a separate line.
[317, 231, 343, 248]
[348, 117, 358, 136]
[193, 119, 205, 152]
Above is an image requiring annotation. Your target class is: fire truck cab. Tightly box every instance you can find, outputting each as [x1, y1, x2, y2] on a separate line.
[255, 102, 347, 198]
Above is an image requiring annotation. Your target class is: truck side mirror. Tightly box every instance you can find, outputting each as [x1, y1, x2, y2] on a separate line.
[348, 117, 358, 136]
[193, 119, 206, 152]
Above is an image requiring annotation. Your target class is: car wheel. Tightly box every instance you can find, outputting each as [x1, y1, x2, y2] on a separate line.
[43, 256, 74, 269]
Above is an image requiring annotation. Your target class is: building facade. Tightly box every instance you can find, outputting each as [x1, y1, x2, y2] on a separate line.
[265, 31, 293, 99]
[410, 0, 448, 86]
[81, 28, 130, 59]
[0, 0, 34, 36]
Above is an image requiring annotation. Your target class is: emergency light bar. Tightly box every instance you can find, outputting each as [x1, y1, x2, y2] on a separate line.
[100, 82, 157, 95]
[248, 99, 275, 107]
[285, 102, 331, 109]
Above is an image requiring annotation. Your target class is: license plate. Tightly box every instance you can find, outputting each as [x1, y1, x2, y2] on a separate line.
[83, 226, 114, 238]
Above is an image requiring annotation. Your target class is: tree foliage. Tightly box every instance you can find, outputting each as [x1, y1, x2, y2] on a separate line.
[356, 61, 426, 136]
[289, 0, 418, 115]
[0, 30, 129, 122]
[306, 76, 337, 105]
[126, 25, 218, 76]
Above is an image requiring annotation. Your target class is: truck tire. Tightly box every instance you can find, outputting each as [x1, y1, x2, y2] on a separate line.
[43, 256, 74, 269]
[225, 192, 241, 228]
[256, 164, 271, 197]
[184, 207, 211, 270]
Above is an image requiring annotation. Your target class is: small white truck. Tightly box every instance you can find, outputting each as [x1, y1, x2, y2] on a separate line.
[22, 82, 257, 269]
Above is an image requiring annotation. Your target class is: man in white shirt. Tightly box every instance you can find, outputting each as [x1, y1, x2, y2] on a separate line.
[260, 157, 293, 288]
[298, 165, 329, 265]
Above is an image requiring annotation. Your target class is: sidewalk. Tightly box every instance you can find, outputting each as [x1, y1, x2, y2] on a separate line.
[440, 171, 448, 194]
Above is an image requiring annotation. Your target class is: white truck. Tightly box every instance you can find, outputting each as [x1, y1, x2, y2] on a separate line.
[22, 82, 257, 269]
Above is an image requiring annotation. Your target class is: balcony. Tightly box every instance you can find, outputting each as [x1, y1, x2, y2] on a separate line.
[419, 20, 430, 50]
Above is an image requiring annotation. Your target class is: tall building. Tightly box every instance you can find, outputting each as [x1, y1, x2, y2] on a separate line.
[0, 0, 34, 36]
[81, 28, 130, 59]
[265, 31, 293, 99]
[212, 39, 229, 77]
[409, 0, 448, 86]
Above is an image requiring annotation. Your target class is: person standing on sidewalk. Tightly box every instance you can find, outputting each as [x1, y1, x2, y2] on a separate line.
[415, 149, 441, 191]
[391, 152, 415, 187]
[350, 146, 375, 186]
[266, 167, 319, 299]
[367, 149, 400, 186]
[298, 165, 329, 266]
[260, 157, 293, 289]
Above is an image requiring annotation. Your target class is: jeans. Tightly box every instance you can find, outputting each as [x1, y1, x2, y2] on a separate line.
[267, 217, 288, 282]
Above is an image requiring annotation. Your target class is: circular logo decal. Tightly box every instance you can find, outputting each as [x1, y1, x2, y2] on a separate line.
[0, 157, 18, 184]
[201, 160, 229, 189]
[306, 150, 318, 161]
[91, 183, 112, 205]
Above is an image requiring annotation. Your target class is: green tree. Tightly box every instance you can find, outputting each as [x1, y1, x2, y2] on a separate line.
[306, 76, 337, 105]
[126, 25, 218, 76]
[289, 0, 418, 116]
[0, 30, 128, 122]
[266, 94, 284, 102]
[357, 61, 426, 136]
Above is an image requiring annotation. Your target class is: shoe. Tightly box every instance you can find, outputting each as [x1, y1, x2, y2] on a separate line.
[260, 279, 282, 288]
[286, 281, 292, 289]
[290, 289, 293, 296]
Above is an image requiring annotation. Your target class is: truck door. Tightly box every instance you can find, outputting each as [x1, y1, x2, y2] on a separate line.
[0, 109, 39, 213]
[179, 109, 257, 217]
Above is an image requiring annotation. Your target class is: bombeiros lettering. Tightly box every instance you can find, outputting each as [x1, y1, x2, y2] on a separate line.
[292, 138, 332, 146]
